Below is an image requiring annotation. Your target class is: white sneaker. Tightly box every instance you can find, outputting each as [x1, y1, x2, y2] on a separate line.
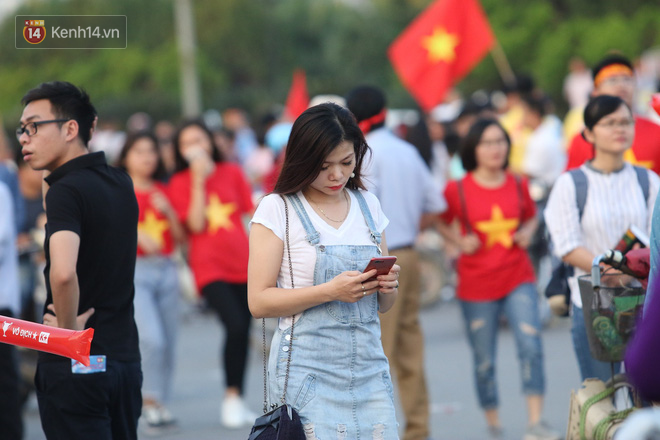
[524, 420, 561, 440]
[140, 405, 178, 436]
[221, 395, 257, 429]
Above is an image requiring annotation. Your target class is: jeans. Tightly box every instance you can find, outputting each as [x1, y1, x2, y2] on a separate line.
[459, 282, 545, 409]
[570, 305, 620, 382]
[133, 256, 180, 403]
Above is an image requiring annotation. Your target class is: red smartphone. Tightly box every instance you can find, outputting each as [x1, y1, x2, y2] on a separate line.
[362, 256, 397, 282]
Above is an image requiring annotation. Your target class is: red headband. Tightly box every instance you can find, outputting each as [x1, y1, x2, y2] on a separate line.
[358, 109, 387, 134]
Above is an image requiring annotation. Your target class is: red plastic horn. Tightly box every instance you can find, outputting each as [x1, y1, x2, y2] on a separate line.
[0, 315, 94, 366]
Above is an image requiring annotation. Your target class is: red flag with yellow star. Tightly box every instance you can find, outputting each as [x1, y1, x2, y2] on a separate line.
[388, 0, 495, 111]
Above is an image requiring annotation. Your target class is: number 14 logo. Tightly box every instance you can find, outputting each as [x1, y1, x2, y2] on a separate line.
[23, 20, 46, 44]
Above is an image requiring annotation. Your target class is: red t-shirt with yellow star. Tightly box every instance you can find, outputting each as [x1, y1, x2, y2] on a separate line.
[168, 162, 254, 289]
[566, 116, 660, 174]
[441, 173, 536, 302]
[135, 183, 175, 257]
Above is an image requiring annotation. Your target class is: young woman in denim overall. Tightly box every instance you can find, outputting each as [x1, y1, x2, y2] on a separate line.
[249, 103, 400, 439]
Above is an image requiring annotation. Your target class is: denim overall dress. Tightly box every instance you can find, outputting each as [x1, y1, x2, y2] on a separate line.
[268, 190, 399, 440]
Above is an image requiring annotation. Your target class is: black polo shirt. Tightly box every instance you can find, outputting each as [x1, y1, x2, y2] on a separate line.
[40, 151, 140, 363]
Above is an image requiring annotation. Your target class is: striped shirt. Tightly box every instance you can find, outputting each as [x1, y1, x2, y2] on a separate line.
[544, 162, 659, 308]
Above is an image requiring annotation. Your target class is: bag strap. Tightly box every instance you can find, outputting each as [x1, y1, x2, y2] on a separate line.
[261, 195, 297, 413]
[457, 179, 473, 234]
[513, 174, 525, 225]
[568, 168, 588, 222]
[633, 165, 650, 204]
[569, 166, 650, 223]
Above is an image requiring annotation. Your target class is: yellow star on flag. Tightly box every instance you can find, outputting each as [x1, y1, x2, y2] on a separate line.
[474, 205, 519, 249]
[422, 27, 459, 63]
[138, 210, 169, 249]
[624, 149, 653, 170]
[206, 194, 236, 234]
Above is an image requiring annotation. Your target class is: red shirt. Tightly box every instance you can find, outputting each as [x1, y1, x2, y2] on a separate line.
[135, 183, 175, 257]
[441, 173, 536, 302]
[566, 116, 660, 174]
[168, 162, 254, 289]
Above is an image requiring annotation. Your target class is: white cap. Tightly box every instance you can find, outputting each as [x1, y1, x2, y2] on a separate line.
[430, 100, 462, 123]
[308, 94, 346, 108]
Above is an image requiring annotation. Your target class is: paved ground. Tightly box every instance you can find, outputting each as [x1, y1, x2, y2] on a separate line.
[22, 298, 581, 440]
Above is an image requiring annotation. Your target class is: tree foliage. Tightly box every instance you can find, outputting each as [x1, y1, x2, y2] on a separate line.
[1, 0, 658, 129]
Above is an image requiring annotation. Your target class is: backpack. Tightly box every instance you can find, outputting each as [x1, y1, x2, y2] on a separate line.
[545, 166, 650, 316]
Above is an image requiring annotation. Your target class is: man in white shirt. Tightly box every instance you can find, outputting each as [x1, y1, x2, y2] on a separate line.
[521, 94, 566, 274]
[0, 180, 23, 439]
[347, 85, 446, 440]
[521, 94, 565, 194]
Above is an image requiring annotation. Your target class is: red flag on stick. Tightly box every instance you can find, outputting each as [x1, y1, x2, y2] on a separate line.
[388, 0, 495, 111]
[284, 69, 310, 121]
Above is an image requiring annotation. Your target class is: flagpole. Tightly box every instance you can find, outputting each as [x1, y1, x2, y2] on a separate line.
[490, 41, 516, 88]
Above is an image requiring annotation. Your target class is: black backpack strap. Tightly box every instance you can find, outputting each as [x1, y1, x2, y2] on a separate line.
[568, 166, 649, 222]
[633, 166, 650, 205]
[457, 179, 473, 234]
[568, 168, 588, 222]
[513, 174, 525, 223]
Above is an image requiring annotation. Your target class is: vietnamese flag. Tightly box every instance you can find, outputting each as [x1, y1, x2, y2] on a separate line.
[284, 69, 310, 121]
[388, 0, 495, 111]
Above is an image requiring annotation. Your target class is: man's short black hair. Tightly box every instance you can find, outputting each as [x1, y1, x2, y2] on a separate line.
[22, 81, 97, 146]
[345, 85, 386, 123]
[522, 93, 547, 118]
[592, 54, 633, 81]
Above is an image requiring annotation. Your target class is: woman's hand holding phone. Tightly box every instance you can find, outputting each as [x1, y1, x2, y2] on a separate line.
[375, 263, 400, 294]
[325, 257, 399, 304]
[327, 270, 381, 303]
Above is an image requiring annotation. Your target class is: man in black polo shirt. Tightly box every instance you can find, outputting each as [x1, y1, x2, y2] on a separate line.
[18, 81, 142, 439]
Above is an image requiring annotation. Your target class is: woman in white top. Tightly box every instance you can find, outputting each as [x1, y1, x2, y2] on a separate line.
[248, 103, 401, 439]
[544, 95, 659, 382]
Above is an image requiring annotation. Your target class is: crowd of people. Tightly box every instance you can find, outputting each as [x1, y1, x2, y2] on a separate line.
[1, 50, 659, 440]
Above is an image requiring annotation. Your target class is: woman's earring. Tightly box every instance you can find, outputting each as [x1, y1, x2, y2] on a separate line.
[351, 172, 356, 178]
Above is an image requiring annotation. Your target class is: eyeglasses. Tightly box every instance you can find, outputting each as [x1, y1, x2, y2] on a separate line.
[600, 75, 635, 87]
[595, 119, 635, 129]
[478, 138, 508, 147]
[16, 119, 71, 140]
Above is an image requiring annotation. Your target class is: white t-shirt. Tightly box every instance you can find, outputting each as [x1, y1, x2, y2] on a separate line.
[522, 115, 566, 189]
[544, 163, 659, 307]
[250, 189, 389, 326]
